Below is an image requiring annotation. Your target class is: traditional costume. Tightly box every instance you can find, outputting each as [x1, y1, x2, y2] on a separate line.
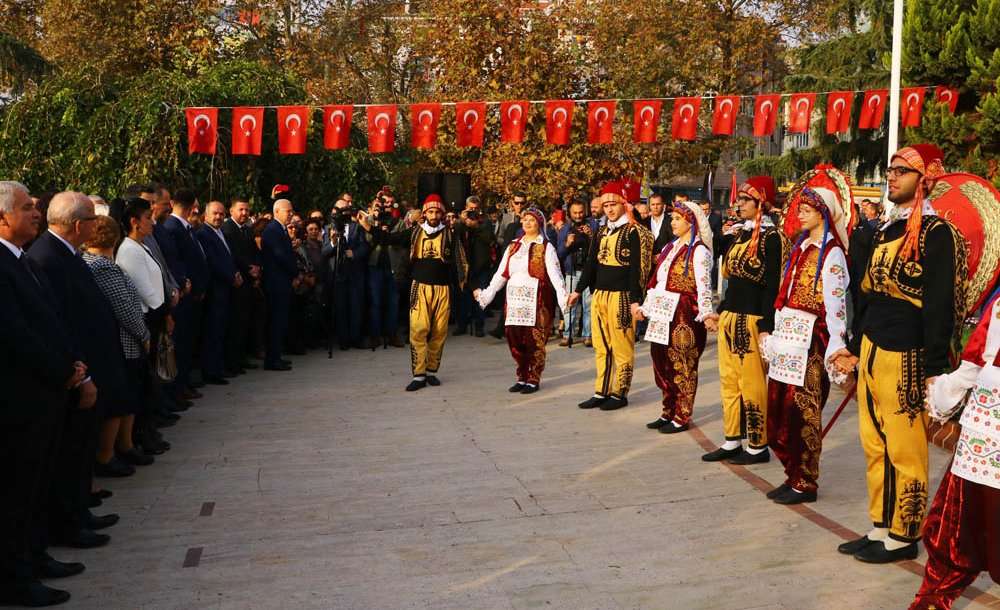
[477, 208, 569, 393]
[643, 201, 714, 433]
[576, 181, 654, 411]
[703, 176, 786, 464]
[762, 168, 852, 504]
[839, 144, 967, 563]
[405, 194, 468, 391]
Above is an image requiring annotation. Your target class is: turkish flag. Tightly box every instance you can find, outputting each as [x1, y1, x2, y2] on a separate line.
[620, 175, 642, 203]
[231, 107, 263, 156]
[670, 98, 700, 141]
[501, 100, 529, 143]
[633, 100, 663, 143]
[366, 105, 397, 153]
[901, 87, 926, 128]
[935, 86, 959, 114]
[858, 89, 888, 130]
[545, 100, 574, 145]
[712, 95, 740, 136]
[410, 103, 441, 150]
[277, 106, 309, 154]
[753, 94, 781, 136]
[456, 102, 487, 147]
[825, 91, 853, 134]
[787, 93, 815, 133]
[587, 101, 616, 144]
[323, 105, 353, 150]
[185, 107, 218, 155]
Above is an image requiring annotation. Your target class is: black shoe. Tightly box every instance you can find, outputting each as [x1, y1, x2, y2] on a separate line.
[263, 363, 292, 371]
[520, 384, 539, 394]
[204, 376, 229, 385]
[117, 448, 154, 466]
[0, 581, 71, 606]
[853, 541, 919, 563]
[280, 358, 293, 366]
[86, 513, 119, 530]
[94, 457, 135, 478]
[426, 375, 441, 387]
[646, 418, 670, 429]
[773, 488, 817, 504]
[39, 555, 85, 579]
[454, 326, 468, 336]
[728, 448, 770, 465]
[578, 396, 607, 409]
[599, 396, 628, 410]
[837, 535, 878, 555]
[766, 484, 791, 499]
[94, 489, 112, 500]
[702, 446, 743, 462]
[659, 421, 689, 434]
[167, 400, 190, 412]
[242, 362, 259, 370]
[405, 379, 427, 392]
[509, 383, 526, 393]
[223, 369, 240, 378]
[53, 529, 110, 549]
[86, 495, 102, 508]
[474, 328, 485, 337]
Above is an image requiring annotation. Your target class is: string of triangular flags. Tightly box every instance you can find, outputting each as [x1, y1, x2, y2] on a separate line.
[184, 86, 959, 156]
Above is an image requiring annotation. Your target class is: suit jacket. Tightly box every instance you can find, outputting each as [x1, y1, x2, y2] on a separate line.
[160, 215, 209, 298]
[26, 231, 127, 405]
[643, 214, 674, 253]
[323, 221, 369, 281]
[143, 230, 178, 298]
[196, 225, 237, 298]
[261, 220, 298, 294]
[453, 222, 494, 276]
[0, 245, 76, 422]
[221, 217, 257, 277]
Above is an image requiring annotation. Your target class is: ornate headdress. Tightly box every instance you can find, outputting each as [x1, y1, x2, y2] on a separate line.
[672, 200, 714, 273]
[891, 144, 946, 261]
[739, 176, 776, 259]
[784, 165, 854, 289]
[422, 193, 444, 213]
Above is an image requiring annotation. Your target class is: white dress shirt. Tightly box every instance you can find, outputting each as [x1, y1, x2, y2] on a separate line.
[650, 214, 665, 238]
[0, 236, 23, 259]
[116, 236, 165, 312]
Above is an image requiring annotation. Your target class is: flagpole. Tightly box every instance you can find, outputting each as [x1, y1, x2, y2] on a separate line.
[887, 0, 904, 163]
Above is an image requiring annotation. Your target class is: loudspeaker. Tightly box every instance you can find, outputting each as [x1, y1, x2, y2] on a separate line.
[417, 172, 443, 207]
[441, 173, 471, 211]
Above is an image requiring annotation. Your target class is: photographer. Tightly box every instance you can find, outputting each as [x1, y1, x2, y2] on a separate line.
[556, 199, 597, 347]
[322, 199, 368, 351]
[362, 189, 404, 349]
[453, 196, 494, 337]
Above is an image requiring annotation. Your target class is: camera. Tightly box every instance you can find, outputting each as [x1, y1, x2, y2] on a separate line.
[465, 209, 480, 220]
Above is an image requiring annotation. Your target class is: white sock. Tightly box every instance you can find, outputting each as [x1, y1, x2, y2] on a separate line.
[593, 393, 605, 399]
[525, 383, 537, 388]
[867, 527, 889, 541]
[721, 439, 741, 450]
[670, 419, 684, 428]
[791, 487, 803, 494]
[413, 376, 426, 382]
[745, 446, 766, 455]
[884, 537, 912, 551]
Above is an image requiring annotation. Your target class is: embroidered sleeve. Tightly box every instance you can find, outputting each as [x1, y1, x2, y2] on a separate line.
[545, 243, 569, 312]
[821, 246, 850, 365]
[929, 299, 1000, 420]
[477, 244, 511, 309]
[693, 244, 714, 321]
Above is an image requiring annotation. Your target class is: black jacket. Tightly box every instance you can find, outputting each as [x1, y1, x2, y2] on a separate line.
[454, 222, 495, 276]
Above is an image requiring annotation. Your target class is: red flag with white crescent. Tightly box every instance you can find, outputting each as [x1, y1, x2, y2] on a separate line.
[277, 106, 309, 154]
[185, 107, 218, 155]
[587, 101, 616, 144]
[231, 107, 263, 156]
[366, 105, 397, 153]
[901, 87, 926, 128]
[787, 93, 815, 133]
[825, 91, 853, 134]
[670, 97, 700, 141]
[712, 95, 739, 136]
[323, 105, 353, 150]
[752, 94, 781, 137]
[455, 101, 486, 147]
[858, 89, 888, 130]
[501, 100, 529, 143]
[545, 100, 574, 145]
[633, 100, 663, 143]
[934, 86, 959, 114]
[410, 103, 441, 150]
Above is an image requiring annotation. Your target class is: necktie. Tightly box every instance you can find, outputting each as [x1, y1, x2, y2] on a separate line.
[21, 255, 41, 287]
[190, 227, 207, 259]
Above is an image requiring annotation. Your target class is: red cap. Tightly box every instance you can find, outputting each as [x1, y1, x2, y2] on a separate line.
[422, 193, 444, 212]
[739, 176, 776, 209]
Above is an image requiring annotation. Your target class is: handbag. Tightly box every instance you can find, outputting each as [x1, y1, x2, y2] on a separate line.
[155, 332, 178, 383]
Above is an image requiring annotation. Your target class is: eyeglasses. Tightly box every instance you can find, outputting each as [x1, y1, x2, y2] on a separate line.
[885, 166, 920, 179]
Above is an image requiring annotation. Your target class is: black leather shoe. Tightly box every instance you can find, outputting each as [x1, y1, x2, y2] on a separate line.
[659, 422, 689, 434]
[426, 375, 441, 387]
[702, 446, 743, 462]
[646, 418, 669, 429]
[766, 484, 790, 499]
[578, 396, 607, 409]
[474, 328, 485, 337]
[117, 448, 154, 466]
[405, 379, 426, 392]
[599, 396, 628, 410]
[509, 383, 526, 393]
[728, 448, 770, 465]
[86, 495, 102, 508]
[53, 529, 110, 549]
[854, 541, 919, 563]
[167, 400, 190, 412]
[773, 488, 817, 504]
[837, 535, 878, 555]
[242, 362, 259, 370]
[94, 489, 112, 500]
[203, 376, 229, 385]
[520, 384, 539, 394]
[39, 555, 85, 579]
[94, 457, 135, 478]
[280, 359, 293, 366]
[86, 513, 119, 530]
[0, 581, 71, 606]
[263, 363, 292, 371]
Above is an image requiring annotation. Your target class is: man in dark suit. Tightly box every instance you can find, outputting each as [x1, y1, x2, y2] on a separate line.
[261, 199, 299, 370]
[327, 200, 369, 350]
[0, 182, 84, 607]
[196, 201, 241, 384]
[26, 192, 124, 553]
[453, 196, 494, 337]
[644, 193, 674, 253]
[158, 188, 209, 400]
[221, 198, 259, 374]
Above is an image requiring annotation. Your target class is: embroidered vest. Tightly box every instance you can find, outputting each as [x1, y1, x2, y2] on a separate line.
[722, 225, 786, 285]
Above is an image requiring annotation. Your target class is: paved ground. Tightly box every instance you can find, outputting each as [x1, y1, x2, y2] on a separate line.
[60, 332, 1000, 609]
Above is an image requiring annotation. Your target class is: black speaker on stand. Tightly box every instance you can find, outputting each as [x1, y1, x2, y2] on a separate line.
[442, 173, 471, 211]
[417, 172, 443, 208]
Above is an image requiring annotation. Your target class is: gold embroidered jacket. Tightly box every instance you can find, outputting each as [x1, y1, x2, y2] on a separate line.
[576, 221, 654, 305]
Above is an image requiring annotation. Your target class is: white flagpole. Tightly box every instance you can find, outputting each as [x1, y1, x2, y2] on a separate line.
[887, 0, 904, 162]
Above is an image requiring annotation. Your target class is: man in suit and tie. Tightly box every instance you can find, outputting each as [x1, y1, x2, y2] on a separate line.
[327, 199, 369, 350]
[196, 201, 241, 385]
[644, 193, 674, 254]
[158, 188, 209, 401]
[27, 192, 125, 553]
[221, 198, 260, 374]
[261, 199, 299, 370]
[0, 182, 85, 607]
